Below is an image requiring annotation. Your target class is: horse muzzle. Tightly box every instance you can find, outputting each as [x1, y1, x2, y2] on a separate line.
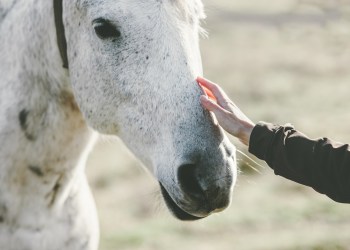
[159, 157, 236, 221]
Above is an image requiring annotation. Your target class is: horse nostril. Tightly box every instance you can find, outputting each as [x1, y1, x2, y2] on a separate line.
[177, 164, 203, 197]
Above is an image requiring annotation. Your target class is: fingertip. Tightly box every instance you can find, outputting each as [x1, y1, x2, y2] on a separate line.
[200, 94, 218, 111]
[196, 76, 203, 81]
[196, 77, 219, 92]
[200, 95, 211, 108]
[200, 94, 208, 102]
[200, 95, 209, 106]
[196, 76, 204, 86]
[197, 76, 213, 84]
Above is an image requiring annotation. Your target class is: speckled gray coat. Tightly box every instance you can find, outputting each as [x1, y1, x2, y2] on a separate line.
[0, 0, 237, 249]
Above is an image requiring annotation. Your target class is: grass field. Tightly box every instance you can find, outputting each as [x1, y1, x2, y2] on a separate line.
[87, 1, 350, 249]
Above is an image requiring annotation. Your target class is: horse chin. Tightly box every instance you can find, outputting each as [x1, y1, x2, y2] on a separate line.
[159, 183, 206, 221]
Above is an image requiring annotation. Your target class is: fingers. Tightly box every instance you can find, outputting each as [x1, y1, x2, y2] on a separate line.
[200, 95, 236, 135]
[198, 83, 218, 102]
[197, 77, 255, 144]
[196, 77, 231, 109]
[200, 95, 227, 116]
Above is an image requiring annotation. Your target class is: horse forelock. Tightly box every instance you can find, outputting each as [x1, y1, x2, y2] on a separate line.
[72, 0, 205, 20]
[169, 0, 206, 22]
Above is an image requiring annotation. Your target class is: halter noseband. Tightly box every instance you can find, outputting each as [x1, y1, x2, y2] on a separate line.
[54, 0, 69, 69]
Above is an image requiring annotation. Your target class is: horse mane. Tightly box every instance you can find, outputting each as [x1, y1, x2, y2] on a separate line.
[170, 0, 206, 23]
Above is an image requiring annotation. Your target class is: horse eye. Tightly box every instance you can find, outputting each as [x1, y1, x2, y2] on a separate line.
[93, 18, 121, 40]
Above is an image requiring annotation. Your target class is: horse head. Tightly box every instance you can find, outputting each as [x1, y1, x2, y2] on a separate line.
[62, 0, 237, 220]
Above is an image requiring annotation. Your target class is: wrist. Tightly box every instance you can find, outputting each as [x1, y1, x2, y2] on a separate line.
[238, 121, 255, 146]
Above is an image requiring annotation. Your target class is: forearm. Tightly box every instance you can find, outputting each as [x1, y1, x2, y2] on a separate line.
[249, 122, 350, 203]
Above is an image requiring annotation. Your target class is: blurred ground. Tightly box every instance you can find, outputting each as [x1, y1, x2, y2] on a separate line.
[86, 0, 350, 249]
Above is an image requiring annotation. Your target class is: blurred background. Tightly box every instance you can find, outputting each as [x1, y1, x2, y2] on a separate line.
[87, 0, 350, 249]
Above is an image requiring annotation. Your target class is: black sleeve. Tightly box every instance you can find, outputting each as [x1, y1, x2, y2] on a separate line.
[248, 122, 350, 203]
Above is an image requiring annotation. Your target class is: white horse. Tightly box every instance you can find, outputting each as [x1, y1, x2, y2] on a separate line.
[0, 0, 237, 249]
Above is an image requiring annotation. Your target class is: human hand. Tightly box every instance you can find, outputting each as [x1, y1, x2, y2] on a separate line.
[197, 77, 255, 146]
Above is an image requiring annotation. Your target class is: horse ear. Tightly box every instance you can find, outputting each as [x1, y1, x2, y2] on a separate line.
[54, 0, 69, 69]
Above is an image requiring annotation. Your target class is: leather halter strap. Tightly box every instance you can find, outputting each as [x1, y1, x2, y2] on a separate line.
[53, 0, 69, 69]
